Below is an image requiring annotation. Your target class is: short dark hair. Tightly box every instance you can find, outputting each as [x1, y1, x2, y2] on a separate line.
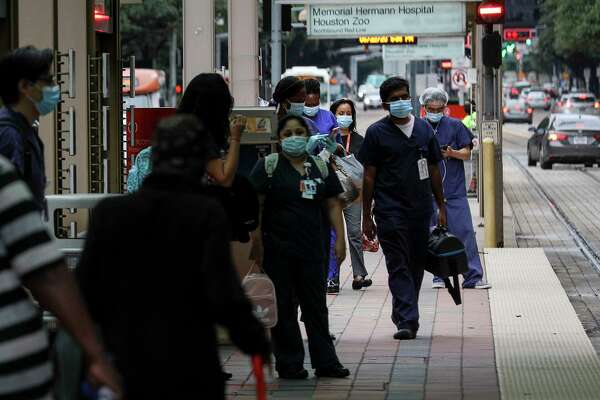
[177, 73, 233, 150]
[277, 115, 311, 138]
[152, 114, 212, 177]
[272, 76, 305, 104]
[304, 79, 321, 95]
[0, 46, 54, 105]
[379, 77, 410, 103]
[330, 98, 357, 133]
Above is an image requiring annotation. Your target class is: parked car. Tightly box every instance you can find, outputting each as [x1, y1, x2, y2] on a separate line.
[503, 99, 533, 123]
[526, 90, 552, 110]
[357, 73, 386, 101]
[553, 93, 599, 114]
[527, 113, 600, 169]
[363, 89, 382, 111]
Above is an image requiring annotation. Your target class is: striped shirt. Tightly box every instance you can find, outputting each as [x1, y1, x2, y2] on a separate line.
[0, 156, 62, 400]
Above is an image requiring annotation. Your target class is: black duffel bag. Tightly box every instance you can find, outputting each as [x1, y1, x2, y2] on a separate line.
[426, 226, 469, 305]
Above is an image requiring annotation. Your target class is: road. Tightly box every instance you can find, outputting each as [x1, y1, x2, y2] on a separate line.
[354, 105, 600, 352]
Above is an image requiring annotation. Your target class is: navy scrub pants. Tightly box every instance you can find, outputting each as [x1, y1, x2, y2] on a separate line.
[263, 247, 340, 372]
[377, 217, 430, 332]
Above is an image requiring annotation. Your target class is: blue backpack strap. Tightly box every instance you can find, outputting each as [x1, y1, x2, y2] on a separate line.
[264, 153, 279, 178]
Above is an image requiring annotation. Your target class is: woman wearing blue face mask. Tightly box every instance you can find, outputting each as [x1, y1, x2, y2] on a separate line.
[248, 115, 350, 380]
[304, 79, 338, 135]
[271, 76, 318, 135]
[327, 99, 371, 293]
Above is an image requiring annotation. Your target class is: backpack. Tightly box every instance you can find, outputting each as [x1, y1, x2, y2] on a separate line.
[127, 146, 153, 193]
[264, 153, 329, 179]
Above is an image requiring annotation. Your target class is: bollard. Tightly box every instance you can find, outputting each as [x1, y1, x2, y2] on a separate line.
[483, 137, 497, 248]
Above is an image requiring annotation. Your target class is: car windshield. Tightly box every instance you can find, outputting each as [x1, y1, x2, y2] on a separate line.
[529, 92, 545, 99]
[555, 118, 600, 131]
[366, 75, 386, 88]
[569, 95, 595, 103]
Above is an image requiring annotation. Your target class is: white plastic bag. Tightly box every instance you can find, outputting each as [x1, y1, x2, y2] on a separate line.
[242, 272, 278, 328]
[334, 154, 364, 190]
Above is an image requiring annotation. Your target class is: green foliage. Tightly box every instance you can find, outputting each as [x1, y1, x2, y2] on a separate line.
[120, 0, 182, 69]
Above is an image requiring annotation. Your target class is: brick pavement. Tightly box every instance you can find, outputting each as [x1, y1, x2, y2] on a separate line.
[222, 238, 499, 399]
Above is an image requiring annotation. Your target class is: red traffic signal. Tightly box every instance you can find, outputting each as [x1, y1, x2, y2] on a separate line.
[477, 1, 505, 25]
[441, 60, 453, 69]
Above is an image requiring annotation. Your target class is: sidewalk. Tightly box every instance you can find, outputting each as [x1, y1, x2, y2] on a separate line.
[222, 199, 501, 400]
[222, 195, 600, 399]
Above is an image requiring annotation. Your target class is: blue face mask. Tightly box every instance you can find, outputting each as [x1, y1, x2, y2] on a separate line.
[304, 105, 320, 117]
[387, 99, 413, 118]
[426, 112, 444, 123]
[336, 115, 353, 128]
[281, 135, 308, 157]
[287, 102, 305, 117]
[31, 85, 60, 116]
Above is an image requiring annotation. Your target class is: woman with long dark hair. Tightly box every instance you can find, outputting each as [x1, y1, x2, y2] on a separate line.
[177, 73, 246, 187]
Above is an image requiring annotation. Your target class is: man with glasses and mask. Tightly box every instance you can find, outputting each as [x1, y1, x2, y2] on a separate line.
[0, 46, 59, 212]
[358, 77, 446, 340]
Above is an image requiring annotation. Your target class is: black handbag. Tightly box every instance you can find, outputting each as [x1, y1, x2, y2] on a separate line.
[426, 226, 469, 305]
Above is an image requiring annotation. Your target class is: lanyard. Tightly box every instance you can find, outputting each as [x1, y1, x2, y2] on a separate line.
[344, 133, 351, 154]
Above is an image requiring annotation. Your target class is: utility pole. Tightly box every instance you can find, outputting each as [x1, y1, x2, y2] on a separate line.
[271, 0, 282, 90]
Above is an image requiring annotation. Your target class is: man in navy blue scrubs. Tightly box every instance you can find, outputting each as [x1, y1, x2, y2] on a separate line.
[359, 77, 447, 340]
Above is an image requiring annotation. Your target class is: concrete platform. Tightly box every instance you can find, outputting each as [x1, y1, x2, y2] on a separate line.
[221, 199, 600, 399]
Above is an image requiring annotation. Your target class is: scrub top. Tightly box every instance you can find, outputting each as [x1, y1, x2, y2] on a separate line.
[306, 108, 338, 134]
[427, 116, 473, 200]
[250, 154, 343, 261]
[358, 116, 442, 233]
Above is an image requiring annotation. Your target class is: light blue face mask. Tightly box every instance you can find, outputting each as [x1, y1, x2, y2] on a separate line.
[426, 112, 444, 123]
[304, 105, 320, 117]
[336, 115, 353, 128]
[287, 102, 305, 117]
[281, 135, 308, 157]
[387, 99, 413, 118]
[31, 85, 60, 116]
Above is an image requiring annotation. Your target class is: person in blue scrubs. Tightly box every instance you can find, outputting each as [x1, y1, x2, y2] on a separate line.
[271, 76, 319, 134]
[359, 77, 447, 340]
[419, 87, 491, 290]
[304, 79, 338, 134]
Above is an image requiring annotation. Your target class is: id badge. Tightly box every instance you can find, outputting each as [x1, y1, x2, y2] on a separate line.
[417, 158, 429, 180]
[301, 179, 317, 199]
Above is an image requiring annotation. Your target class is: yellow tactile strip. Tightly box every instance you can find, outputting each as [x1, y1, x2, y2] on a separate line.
[485, 248, 600, 399]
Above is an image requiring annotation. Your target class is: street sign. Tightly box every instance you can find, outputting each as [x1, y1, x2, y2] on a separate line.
[481, 120, 499, 144]
[382, 36, 465, 61]
[307, 2, 466, 38]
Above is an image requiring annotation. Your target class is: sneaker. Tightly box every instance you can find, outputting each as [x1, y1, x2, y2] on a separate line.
[464, 280, 492, 289]
[327, 280, 340, 294]
[352, 276, 373, 290]
[432, 281, 445, 289]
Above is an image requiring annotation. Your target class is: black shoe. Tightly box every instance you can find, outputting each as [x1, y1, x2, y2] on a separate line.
[315, 365, 350, 378]
[221, 371, 233, 381]
[329, 332, 336, 341]
[352, 276, 373, 290]
[393, 329, 417, 340]
[278, 368, 309, 379]
[327, 280, 340, 294]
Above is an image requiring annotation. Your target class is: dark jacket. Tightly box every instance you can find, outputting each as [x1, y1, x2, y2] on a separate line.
[0, 107, 47, 211]
[341, 131, 364, 156]
[76, 173, 268, 399]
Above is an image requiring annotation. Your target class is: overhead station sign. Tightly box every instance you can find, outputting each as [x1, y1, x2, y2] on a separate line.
[308, 2, 466, 37]
[383, 36, 465, 61]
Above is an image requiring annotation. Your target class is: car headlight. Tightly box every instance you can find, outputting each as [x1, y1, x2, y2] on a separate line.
[365, 98, 371, 104]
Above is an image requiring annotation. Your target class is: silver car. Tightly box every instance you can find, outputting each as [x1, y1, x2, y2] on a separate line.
[553, 93, 599, 114]
[363, 90, 382, 111]
[526, 90, 551, 110]
[503, 99, 532, 123]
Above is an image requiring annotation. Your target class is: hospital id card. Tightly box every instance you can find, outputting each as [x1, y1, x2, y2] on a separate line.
[300, 179, 317, 199]
[418, 158, 429, 180]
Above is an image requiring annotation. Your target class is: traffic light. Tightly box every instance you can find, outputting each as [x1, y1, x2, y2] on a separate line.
[441, 60, 453, 69]
[477, 1, 505, 25]
[483, 31, 502, 68]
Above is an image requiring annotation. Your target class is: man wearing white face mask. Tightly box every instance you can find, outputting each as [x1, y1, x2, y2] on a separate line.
[358, 77, 446, 341]
[0, 46, 59, 212]
[419, 87, 490, 290]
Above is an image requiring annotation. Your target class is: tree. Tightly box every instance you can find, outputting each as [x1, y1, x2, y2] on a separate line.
[120, 0, 182, 69]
